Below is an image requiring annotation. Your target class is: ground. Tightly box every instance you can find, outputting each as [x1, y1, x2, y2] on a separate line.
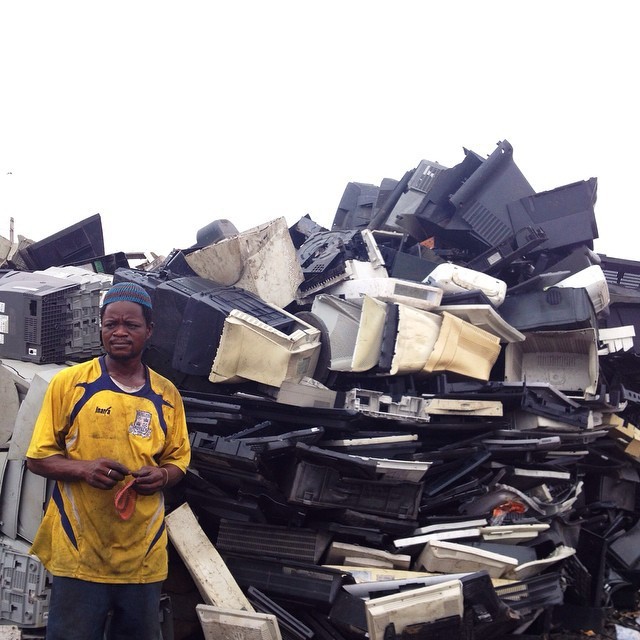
[549, 607, 640, 640]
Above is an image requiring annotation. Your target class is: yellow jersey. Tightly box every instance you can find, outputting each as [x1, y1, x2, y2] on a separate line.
[27, 356, 191, 584]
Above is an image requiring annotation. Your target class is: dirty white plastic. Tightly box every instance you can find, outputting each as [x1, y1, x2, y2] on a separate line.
[360, 228, 389, 271]
[412, 518, 487, 536]
[393, 528, 482, 550]
[352, 296, 388, 371]
[424, 263, 508, 307]
[327, 277, 443, 311]
[390, 305, 442, 375]
[343, 388, 432, 423]
[388, 303, 503, 380]
[479, 523, 550, 544]
[434, 304, 525, 343]
[598, 326, 636, 355]
[366, 458, 432, 482]
[421, 398, 503, 416]
[415, 539, 518, 578]
[209, 309, 321, 386]
[364, 579, 464, 640]
[311, 294, 387, 372]
[311, 294, 362, 371]
[423, 311, 502, 381]
[553, 264, 610, 314]
[185, 216, 304, 309]
[325, 542, 412, 570]
[276, 380, 337, 408]
[0, 365, 20, 447]
[505, 545, 576, 580]
[342, 258, 387, 281]
[504, 328, 599, 397]
[196, 605, 282, 640]
[512, 409, 599, 431]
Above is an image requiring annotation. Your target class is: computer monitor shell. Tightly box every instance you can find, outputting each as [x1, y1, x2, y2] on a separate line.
[23, 213, 105, 270]
[504, 328, 599, 397]
[0, 272, 78, 363]
[196, 604, 282, 640]
[209, 309, 321, 387]
[364, 579, 464, 640]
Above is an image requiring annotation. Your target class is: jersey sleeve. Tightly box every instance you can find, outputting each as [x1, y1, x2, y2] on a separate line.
[158, 386, 191, 473]
[26, 370, 72, 460]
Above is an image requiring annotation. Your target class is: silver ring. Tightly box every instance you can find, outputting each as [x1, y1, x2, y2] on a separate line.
[107, 469, 113, 478]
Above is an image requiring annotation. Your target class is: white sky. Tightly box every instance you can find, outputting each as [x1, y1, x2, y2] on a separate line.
[1, 1, 638, 261]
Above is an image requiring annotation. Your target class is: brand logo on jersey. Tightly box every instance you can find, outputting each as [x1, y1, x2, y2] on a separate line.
[129, 410, 152, 438]
[95, 406, 111, 415]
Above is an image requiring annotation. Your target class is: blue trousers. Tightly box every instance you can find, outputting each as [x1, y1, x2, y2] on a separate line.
[46, 576, 163, 640]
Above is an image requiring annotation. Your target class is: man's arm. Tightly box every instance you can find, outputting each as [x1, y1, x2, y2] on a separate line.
[27, 455, 131, 490]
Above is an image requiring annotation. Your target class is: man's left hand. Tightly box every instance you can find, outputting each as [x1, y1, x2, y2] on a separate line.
[131, 465, 167, 494]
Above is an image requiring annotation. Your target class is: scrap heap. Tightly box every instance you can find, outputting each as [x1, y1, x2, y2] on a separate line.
[2, 139, 640, 639]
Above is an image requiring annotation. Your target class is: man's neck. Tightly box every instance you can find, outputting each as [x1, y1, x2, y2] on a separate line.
[105, 355, 146, 385]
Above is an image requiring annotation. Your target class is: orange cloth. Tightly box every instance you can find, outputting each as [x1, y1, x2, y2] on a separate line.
[114, 479, 137, 520]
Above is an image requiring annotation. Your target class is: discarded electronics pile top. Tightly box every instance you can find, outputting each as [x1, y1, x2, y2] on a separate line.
[2, 138, 640, 638]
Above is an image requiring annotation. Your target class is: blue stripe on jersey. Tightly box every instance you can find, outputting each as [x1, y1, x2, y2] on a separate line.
[146, 520, 165, 557]
[69, 357, 173, 435]
[52, 482, 78, 549]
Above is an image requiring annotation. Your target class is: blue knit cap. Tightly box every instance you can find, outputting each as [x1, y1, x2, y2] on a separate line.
[102, 282, 153, 310]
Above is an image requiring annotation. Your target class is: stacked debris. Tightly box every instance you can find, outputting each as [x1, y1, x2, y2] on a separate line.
[2, 139, 640, 639]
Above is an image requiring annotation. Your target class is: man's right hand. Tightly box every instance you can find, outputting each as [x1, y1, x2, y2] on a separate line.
[27, 455, 131, 490]
[85, 458, 131, 489]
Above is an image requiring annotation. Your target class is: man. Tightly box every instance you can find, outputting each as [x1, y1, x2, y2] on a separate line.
[27, 281, 191, 640]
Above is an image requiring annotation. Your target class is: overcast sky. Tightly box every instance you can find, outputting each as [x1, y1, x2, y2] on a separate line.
[1, 1, 638, 262]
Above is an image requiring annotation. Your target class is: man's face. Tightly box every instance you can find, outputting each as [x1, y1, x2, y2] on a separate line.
[101, 301, 152, 362]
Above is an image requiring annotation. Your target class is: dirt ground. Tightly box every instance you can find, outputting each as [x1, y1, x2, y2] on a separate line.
[549, 607, 640, 640]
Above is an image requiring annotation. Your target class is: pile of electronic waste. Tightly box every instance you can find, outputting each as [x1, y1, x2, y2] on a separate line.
[2, 139, 640, 639]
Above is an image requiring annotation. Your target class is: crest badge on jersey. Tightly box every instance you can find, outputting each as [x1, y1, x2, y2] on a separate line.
[129, 410, 152, 438]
